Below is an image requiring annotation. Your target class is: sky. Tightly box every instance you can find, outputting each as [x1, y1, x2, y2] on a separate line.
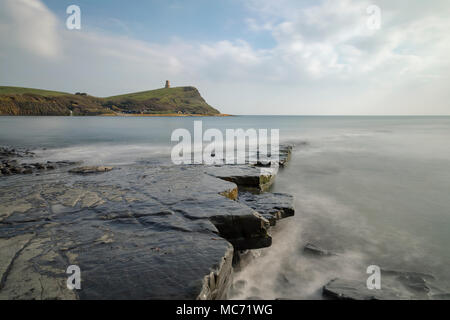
[0, 0, 449, 115]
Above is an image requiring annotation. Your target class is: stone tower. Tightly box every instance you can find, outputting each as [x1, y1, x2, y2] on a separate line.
[165, 80, 170, 88]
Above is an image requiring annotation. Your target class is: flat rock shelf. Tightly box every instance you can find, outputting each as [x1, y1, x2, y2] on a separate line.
[0, 146, 294, 300]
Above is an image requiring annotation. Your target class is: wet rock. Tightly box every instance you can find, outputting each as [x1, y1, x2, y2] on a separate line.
[0, 158, 294, 300]
[205, 165, 277, 191]
[431, 293, 450, 300]
[303, 243, 335, 256]
[0, 146, 35, 159]
[69, 166, 114, 174]
[278, 145, 293, 167]
[0, 150, 77, 178]
[246, 296, 263, 300]
[204, 145, 292, 191]
[323, 279, 406, 300]
[10, 167, 24, 174]
[380, 269, 436, 296]
[255, 144, 293, 167]
[238, 192, 295, 221]
[398, 274, 431, 293]
[381, 269, 435, 281]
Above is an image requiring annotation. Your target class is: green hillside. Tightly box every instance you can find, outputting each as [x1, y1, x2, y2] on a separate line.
[0, 86, 220, 116]
[0, 86, 69, 96]
[107, 87, 190, 101]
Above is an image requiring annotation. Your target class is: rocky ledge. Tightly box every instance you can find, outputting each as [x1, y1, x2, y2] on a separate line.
[1, 147, 79, 176]
[322, 269, 448, 300]
[0, 145, 294, 300]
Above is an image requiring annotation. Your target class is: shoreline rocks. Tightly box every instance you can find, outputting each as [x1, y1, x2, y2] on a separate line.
[0, 146, 35, 159]
[1, 160, 79, 176]
[303, 243, 336, 257]
[0, 144, 295, 300]
[322, 269, 445, 300]
[1, 147, 80, 177]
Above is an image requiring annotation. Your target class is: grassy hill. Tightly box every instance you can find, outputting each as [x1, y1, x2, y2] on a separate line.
[0, 86, 220, 116]
[0, 86, 69, 97]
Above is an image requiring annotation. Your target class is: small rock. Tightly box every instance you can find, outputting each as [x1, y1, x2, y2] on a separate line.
[323, 279, 405, 300]
[432, 293, 450, 300]
[69, 166, 114, 174]
[11, 167, 24, 174]
[303, 243, 335, 256]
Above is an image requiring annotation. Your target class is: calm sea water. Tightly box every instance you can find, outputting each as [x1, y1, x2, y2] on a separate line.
[1, 116, 449, 298]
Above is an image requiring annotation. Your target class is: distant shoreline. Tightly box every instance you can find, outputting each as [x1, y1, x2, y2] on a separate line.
[0, 113, 233, 117]
[101, 113, 233, 117]
[0, 85, 222, 116]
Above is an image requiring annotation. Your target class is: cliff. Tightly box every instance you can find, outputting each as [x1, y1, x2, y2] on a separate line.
[0, 86, 220, 116]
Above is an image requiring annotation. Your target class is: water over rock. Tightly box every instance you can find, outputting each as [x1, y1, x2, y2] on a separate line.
[238, 192, 294, 226]
[323, 269, 443, 300]
[303, 243, 336, 257]
[69, 166, 114, 174]
[0, 146, 294, 300]
[323, 278, 406, 300]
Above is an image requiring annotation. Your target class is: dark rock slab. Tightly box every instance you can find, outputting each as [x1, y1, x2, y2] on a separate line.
[205, 165, 277, 192]
[431, 293, 450, 300]
[255, 144, 293, 167]
[204, 145, 293, 191]
[323, 279, 407, 300]
[303, 243, 335, 257]
[322, 269, 443, 300]
[0, 157, 294, 300]
[238, 192, 294, 224]
[380, 269, 436, 296]
[0, 146, 35, 159]
[0, 158, 78, 177]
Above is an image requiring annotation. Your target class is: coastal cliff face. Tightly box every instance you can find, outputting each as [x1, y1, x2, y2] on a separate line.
[0, 86, 220, 116]
[0, 145, 293, 300]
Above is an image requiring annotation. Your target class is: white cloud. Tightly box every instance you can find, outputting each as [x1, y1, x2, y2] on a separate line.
[0, 0, 60, 57]
[1, 0, 450, 114]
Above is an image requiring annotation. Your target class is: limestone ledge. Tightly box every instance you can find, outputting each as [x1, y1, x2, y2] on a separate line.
[0, 146, 294, 300]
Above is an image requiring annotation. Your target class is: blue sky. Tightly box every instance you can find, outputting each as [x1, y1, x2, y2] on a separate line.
[1, 0, 450, 115]
[43, 0, 276, 48]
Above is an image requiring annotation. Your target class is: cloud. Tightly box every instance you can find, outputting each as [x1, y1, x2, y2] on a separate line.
[246, 0, 450, 81]
[0, 0, 60, 57]
[1, 0, 450, 114]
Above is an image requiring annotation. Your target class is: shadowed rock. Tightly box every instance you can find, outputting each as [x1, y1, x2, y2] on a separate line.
[303, 243, 335, 257]
[204, 145, 293, 192]
[323, 268, 443, 300]
[205, 165, 277, 192]
[323, 279, 406, 300]
[0, 152, 294, 299]
[238, 192, 294, 226]
[255, 144, 293, 168]
[0, 155, 78, 177]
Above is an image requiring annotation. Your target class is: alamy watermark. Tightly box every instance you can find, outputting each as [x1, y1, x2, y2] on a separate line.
[366, 265, 381, 290]
[66, 5, 81, 30]
[66, 265, 81, 290]
[366, 5, 381, 31]
[171, 121, 280, 167]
